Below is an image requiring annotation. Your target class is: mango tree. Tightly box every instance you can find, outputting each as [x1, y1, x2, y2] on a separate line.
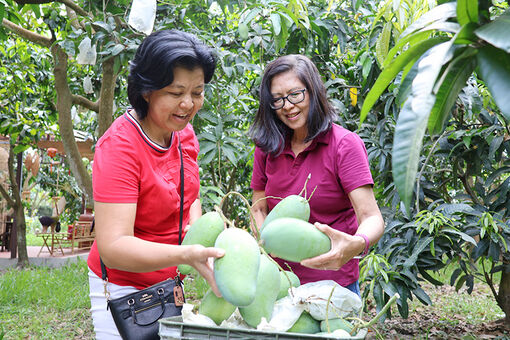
[0, 0, 139, 203]
[360, 0, 510, 322]
[0, 38, 55, 266]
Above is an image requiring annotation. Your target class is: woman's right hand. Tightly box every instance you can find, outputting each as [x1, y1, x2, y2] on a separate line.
[186, 245, 225, 297]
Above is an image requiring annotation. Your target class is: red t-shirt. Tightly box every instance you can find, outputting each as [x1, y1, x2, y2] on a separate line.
[251, 124, 373, 287]
[88, 111, 200, 289]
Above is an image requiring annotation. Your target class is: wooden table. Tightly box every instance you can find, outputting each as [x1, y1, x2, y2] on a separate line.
[36, 230, 67, 256]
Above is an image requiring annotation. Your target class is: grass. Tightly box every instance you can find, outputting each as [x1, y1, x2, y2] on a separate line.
[0, 260, 94, 340]
[0, 260, 506, 339]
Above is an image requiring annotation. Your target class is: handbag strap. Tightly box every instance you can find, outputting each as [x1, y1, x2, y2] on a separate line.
[100, 133, 185, 282]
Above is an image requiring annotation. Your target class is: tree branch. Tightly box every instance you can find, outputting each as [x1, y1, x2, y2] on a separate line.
[58, 0, 89, 17]
[0, 181, 15, 208]
[1, 18, 52, 48]
[72, 94, 100, 113]
[13, 0, 89, 17]
[458, 169, 483, 206]
[13, 0, 52, 4]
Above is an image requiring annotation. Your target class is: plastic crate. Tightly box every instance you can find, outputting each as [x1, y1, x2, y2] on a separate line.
[159, 316, 367, 340]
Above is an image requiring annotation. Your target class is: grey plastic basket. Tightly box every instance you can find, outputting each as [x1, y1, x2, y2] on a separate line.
[159, 316, 367, 340]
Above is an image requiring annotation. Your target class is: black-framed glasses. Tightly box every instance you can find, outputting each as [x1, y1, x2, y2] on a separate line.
[270, 88, 306, 110]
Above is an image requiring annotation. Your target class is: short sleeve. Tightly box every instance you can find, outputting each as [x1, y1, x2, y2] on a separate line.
[179, 124, 199, 160]
[336, 132, 373, 194]
[250, 146, 268, 191]
[92, 134, 141, 203]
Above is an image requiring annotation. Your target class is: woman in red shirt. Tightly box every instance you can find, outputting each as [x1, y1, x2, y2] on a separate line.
[87, 30, 224, 339]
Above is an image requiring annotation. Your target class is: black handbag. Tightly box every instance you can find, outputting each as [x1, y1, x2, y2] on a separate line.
[100, 134, 186, 340]
[104, 276, 185, 340]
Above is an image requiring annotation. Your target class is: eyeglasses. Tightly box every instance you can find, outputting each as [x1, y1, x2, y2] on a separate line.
[270, 89, 306, 110]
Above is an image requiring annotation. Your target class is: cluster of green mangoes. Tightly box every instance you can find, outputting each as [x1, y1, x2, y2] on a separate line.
[260, 194, 331, 262]
[177, 210, 301, 327]
[287, 311, 355, 335]
[176, 194, 337, 331]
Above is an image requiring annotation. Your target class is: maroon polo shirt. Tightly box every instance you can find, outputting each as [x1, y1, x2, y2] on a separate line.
[251, 123, 373, 286]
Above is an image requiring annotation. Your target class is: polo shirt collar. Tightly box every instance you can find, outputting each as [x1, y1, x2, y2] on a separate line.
[281, 128, 330, 156]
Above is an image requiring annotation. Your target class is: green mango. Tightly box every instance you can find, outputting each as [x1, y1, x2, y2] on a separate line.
[260, 195, 310, 232]
[261, 217, 331, 262]
[213, 227, 260, 307]
[320, 318, 354, 334]
[287, 311, 320, 334]
[198, 288, 236, 325]
[277, 270, 300, 300]
[239, 254, 280, 327]
[178, 211, 224, 275]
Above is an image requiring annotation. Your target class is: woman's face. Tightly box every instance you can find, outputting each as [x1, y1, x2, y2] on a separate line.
[270, 70, 309, 137]
[143, 67, 205, 136]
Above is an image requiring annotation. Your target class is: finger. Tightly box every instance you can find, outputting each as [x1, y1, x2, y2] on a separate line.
[204, 247, 225, 259]
[184, 224, 191, 232]
[313, 222, 334, 236]
[300, 253, 329, 268]
[205, 258, 223, 297]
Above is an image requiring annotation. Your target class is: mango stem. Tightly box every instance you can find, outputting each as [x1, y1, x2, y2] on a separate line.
[298, 173, 312, 198]
[220, 191, 259, 239]
[350, 293, 400, 335]
[324, 285, 337, 333]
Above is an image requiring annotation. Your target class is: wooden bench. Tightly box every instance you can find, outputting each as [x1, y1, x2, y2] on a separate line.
[69, 221, 95, 254]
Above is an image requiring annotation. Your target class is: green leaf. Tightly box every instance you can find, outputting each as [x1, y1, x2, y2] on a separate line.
[238, 23, 249, 40]
[412, 286, 432, 305]
[222, 146, 237, 165]
[456, 0, 478, 26]
[442, 228, 477, 245]
[392, 42, 457, 210]
[454, 22, 478, 45]
[474, 11, 510, 53]
[384, 23, 459, 69]
[428, 48, 477, 134]
[476, 45, 510, 120]
[403, 236, 433, 267]
[375, 22, 392, 67]
[110, 44, 124, 56]
[393, 99, 430, 209]
[241, 7, 261, 26]
[13, 144, 28, 153]
[270, 13, 281, 36]
[360, 37, 448, 124]
[396, 61, 419, 105]
[419, 269, 444, 286]
[455, 274, 467, 291]
[400, 2, 457, 38]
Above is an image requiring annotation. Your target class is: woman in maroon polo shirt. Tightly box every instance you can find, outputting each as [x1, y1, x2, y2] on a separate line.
[250, 54, 384, 296]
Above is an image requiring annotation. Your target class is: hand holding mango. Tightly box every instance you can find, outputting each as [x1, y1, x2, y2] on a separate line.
[182, 244, 225, 297]
[300, 222, 366, 271]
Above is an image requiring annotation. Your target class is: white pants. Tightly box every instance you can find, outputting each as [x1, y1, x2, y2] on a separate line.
[88, 269, 139, 340]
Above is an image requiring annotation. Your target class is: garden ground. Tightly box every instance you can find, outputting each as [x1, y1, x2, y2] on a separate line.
[0, 254, 508, 339]
[364, 283, 509, 339]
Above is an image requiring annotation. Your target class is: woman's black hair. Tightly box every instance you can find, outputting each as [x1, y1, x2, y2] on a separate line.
[249, 54, 337, 156]
[127, 29, 217, 119]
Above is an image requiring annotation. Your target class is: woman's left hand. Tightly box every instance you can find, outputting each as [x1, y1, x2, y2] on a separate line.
[300, 222, 364, 271]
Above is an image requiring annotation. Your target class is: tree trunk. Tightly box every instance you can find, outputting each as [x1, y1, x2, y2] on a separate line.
[97, 56, 117, 139]
[6, 145, 29, 267]
[14, 198, 28, 267]
[51, 44, 93, 202]
[497, 260, 510, 323]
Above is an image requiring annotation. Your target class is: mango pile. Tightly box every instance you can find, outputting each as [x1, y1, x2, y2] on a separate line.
[178, 193, 359, 334]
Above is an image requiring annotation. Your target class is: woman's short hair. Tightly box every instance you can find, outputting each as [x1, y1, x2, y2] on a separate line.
[249, 54, 336, 156]
[127, 29, 217, 119]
